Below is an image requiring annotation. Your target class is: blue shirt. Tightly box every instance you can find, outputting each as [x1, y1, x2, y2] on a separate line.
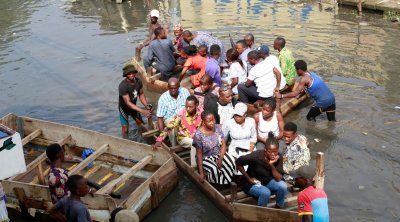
[156, 88, 190, 120]
[205, 58, 222, 86]
[306, 72, 335, 109]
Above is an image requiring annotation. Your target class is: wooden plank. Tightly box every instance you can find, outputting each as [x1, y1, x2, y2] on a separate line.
[36, 163, 45, 185]
[232, 202, 298, 222]
[69, 144, 109, 175]
[315, 152, 325, 189]
[225, 191, 248, 202]
[266, 196, 298, 208]
[10, 152, 47, 181]
[81, 194, 117, 211]
[22, 129, 42, 146]
[230, 182, 238, 203]
[0, 113, 17, 130]
[97, 155, 152, 195]
[281, 94, 309, 117]
[142, 129, 159, 138]
[57, 134, 72, 146]
[1, 180, 51, 201]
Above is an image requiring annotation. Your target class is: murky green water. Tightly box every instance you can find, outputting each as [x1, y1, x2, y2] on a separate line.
[1, 0, 399, 221]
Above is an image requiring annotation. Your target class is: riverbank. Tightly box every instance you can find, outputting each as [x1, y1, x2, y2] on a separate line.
[339, 0, 400, 13]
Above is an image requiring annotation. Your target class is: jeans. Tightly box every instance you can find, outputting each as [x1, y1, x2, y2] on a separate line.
[247, 179, 287, 207]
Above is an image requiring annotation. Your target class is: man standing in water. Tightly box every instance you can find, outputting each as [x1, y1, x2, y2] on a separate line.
[135, 9, 162, 61]
[275, 60, 336, 121]
[144, 27, 176, 81]
[119, 64, 152, 138]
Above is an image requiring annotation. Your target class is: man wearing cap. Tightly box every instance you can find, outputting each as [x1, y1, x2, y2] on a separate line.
[296, 174, 330, 222]
[222, 102, 257, 159]
[135, 9, 162, 61]
[119, 64, 152, 137]
[237, 49, 286, 103]
[144, 27, 176, 81]
[273, 37, 297, 88]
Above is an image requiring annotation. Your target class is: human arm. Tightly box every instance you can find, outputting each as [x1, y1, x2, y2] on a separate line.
[179, 58, 192, 82]
[143, 44, 155, 69]
[122, 95, 151, 118]
[254, 113, 266, 143]
[138, 88, 151, 111]
[249, 119, 257, 152]
[273, 67, 281, 90]
[230, 77, 239, 89]
[217, 139, 227, 169]
[275, 76, 308, 99]
[153, 115, 180, 148]
[49, 201, 67, 222]
[276, 112, 284, 140]
[235, 153, 257, 184]
[157, 117, 165, 132]
[269, 155, 283, 181]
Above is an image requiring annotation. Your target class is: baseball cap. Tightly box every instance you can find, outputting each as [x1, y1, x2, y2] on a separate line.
[233, 102, 248, 116]
[122, 64, 138, 77]
[150, 10, 160, 18]
[256, 45, 269, 55]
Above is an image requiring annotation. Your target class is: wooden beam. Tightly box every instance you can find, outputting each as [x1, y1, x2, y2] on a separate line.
[22, 129, 42, 146]
[267, 196, 298, 208]
[10, 152, 47, 181]
[315, 152, 325, 189]
[37, 163, 45, 185]
[142, 129, 159, 138]
[229, 182, 238, 203]
[97, 155, 152, 195]
[69, 144, 109, 175]
[57, 134, 72, 146]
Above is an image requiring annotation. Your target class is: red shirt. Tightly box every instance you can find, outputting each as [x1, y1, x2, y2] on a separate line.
[184, 55, 207, 87]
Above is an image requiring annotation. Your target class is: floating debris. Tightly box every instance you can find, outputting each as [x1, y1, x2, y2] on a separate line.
[314, 138, 321, 143]
[362, 132, 368, 135]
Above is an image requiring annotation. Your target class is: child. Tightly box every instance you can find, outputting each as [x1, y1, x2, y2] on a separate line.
[224, 48, 247, 94]
[49, 175, 93, 222]
[193, 75, 219, 112]
[178, 45, 208, 87]
[198, 45, 208, 58]
[46, 143, 70, 203]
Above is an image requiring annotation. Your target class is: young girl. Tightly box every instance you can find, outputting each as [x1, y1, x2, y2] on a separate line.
[193, 75, 219, 112]
[224, 48, 247, 94]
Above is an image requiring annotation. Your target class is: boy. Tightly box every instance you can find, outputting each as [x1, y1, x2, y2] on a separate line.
[49, 175, 93, 222]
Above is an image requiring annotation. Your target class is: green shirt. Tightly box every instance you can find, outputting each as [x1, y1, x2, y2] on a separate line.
[279, 47, 297, 86]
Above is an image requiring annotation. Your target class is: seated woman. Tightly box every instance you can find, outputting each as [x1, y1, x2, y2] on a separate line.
[222, 102, 256, 159]
[254, 98, 284, 150]
[46, 143, 70, 203]
[193, 111, 236, 184]
[236, 132, 287, 208]
[282, 122, 310, 183]
[223, 48, 247, 94]
[178, 45, 208, 87]
[193, 75, 219, 112]
[153, 96, 201, 167]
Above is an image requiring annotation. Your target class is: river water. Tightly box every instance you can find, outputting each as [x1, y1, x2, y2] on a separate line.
[1, 0, 399, 221]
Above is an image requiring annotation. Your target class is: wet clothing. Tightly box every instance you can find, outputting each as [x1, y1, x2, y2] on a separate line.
[298, 186, 329, 222]
[118, 78, 143, 126]
[144, 39, 176, 80]
[278, 47, 297, 86]
[190, 31, 226, 64]
[48, 165, 70, 203]
[156, 88, 190, 120]
[55, 197, 92, 222]
[184, 55, 208, 87]
[205, 57, 222, 86]
[306, 72, 335, 109]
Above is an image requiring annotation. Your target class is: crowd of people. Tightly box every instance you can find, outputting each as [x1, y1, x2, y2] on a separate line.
[116, 9, 334, 221]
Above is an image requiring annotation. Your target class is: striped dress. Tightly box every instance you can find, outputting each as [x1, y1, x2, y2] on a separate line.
[193, 126, 236, 184]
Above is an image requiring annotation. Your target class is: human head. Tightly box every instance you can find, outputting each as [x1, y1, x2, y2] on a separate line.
[233, 102, 247, 125]
[122, 64, 138, 81]
[201, 110, 216, 130]
[294, 60, 307, 76]
[182, 30, 193, 43]
[185, 95, 199, 115]
[46, 143, 64, 163]
[256, 45, 269, 59]
[67, 175, 90, 197]
[247, 50, 260, 65]
[167, 77, 180, 98]
[226, 48, 240, 63]
[218, 85, 233, 105]
[209, 44, 221, 58]
[235, 40, 247, 55]
[198, 45, 208, 57]
[261, 98, 276, 119]
[150, 10, 159, 24]
[264, 132, 279, 160]
[283, 122, 298, 145]
[182, 45, 197, 58]
[273, 37, 286, 51]
[173, 23, 183, 37]
[154, 27, 166, 39]
[244, 33, 254, 48]
[199, 75, 213, 92]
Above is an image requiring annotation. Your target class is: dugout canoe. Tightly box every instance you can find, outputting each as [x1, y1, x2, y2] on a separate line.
[130, 57, 309, 116]
[167, 145, 326, 222]
[0, 113, 178, 222]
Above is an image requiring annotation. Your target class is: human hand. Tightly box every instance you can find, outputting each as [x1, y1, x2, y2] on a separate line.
[152, 141, 162, 150]
[199, 173, 205, 183]
[141, 109, 152, 118]
[274, 89, 281, 99]
[88, 188, 96, 197]
[269, 154, 279, 165]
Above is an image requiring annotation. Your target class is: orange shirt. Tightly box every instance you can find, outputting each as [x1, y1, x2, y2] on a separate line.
[184, 55, 208, 87]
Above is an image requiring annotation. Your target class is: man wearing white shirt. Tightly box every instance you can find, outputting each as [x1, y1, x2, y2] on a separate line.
[238, 46, 286, 103]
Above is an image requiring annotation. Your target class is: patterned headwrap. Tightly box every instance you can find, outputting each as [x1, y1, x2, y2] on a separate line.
[173, 23, 183, 31]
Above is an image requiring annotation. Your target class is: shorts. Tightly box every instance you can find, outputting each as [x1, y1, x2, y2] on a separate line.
[119, 107, 142, 126]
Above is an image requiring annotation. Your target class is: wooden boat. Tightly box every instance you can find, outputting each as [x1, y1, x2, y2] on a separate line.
[130, 57, 309, 116]
[0, 113, 178, 222]
[168, 146, 325, 222]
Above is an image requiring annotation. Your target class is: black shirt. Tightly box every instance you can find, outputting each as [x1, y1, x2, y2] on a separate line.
[118, 78, 143, 114]
[236, 150, 284, 192]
